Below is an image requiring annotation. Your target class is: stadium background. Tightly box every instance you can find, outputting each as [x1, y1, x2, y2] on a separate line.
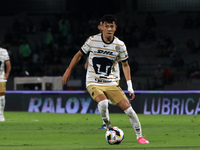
[0, 0, 200, 114]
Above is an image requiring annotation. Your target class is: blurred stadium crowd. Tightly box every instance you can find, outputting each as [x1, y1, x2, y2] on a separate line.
[1, 10, 200, 90]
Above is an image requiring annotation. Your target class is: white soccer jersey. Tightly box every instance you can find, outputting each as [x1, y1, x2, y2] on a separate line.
[0, 47, 10, 82]
[113, 63, 120, 81]
[81, 33, 128, 87]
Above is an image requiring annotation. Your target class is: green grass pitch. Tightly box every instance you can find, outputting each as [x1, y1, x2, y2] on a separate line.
[0, 112, 200, 150]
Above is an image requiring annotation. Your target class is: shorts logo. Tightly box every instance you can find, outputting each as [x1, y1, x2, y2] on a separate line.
[116, 85, 122, 91]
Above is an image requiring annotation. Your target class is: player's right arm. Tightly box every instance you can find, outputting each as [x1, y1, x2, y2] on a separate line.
[62, 50, 83, 84]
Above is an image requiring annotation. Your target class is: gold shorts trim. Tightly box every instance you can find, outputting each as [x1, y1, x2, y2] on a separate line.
[0, 82, 6, 93]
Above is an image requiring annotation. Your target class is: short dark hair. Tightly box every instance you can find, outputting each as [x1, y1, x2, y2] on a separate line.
[101, 14, 117, 25]
[98, 17, 102, 25]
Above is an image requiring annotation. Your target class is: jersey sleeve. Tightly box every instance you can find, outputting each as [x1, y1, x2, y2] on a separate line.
[119, 44, 128, 62]
[4, 50, 10, 61]
[80, 37, 92, 55]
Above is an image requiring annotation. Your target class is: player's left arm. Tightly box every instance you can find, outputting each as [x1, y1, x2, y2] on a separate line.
[121, 60, 135, 100]
[4, 60, 11, 79]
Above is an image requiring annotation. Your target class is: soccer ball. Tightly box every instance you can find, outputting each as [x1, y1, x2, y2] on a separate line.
[105, 126, 124, 145]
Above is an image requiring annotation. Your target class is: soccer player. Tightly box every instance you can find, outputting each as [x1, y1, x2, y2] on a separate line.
[62, 14, 149, 144]
[0, 42, 11, 121]
[84, 20, 120, 130]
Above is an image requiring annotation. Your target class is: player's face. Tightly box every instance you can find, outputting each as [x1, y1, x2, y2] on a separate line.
[102, 21, 117, 40]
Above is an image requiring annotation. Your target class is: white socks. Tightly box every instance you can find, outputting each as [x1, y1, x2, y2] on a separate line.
[98, 99, 109, 121]
[103, 107, 110, 125]
[98, 100, 111, 125]
[124, 107, 142, 139]
[98, 99, 112, 128]
[0, 95, 5, 115]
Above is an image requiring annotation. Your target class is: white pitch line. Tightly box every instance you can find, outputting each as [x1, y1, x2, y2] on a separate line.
[2, 120, 39, 122]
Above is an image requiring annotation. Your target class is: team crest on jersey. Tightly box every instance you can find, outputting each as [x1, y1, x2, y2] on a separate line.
[115, 46, 120, 51]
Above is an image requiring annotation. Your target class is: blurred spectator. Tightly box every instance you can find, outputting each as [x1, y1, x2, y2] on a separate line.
[59, 15, 70, 45]
[156, 34, 174, 57]
[32, 52, 39, 64]
[145, 28, 157, 45]
[12, 19, 21, 34]
[163, 67, 174, 84]
[40, 16, 51, 32]
[153, 64, 164, 89]
[3, 29, 14, 45]
[19, 39, 32, 63]
[186, 62, 200, 79]
[31, 58, 44, 76]
[183, 15, 194, 29]
[43, 28, 54, 49]
[186, 37, 197, 53]
[21, 16, 36, 34]
[164, 34, 174, 48]
[11, 58, 22, 76]
[171, 54, 185, 68]
[170, 54, 185, 82]
[145, 13, 157, 29]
